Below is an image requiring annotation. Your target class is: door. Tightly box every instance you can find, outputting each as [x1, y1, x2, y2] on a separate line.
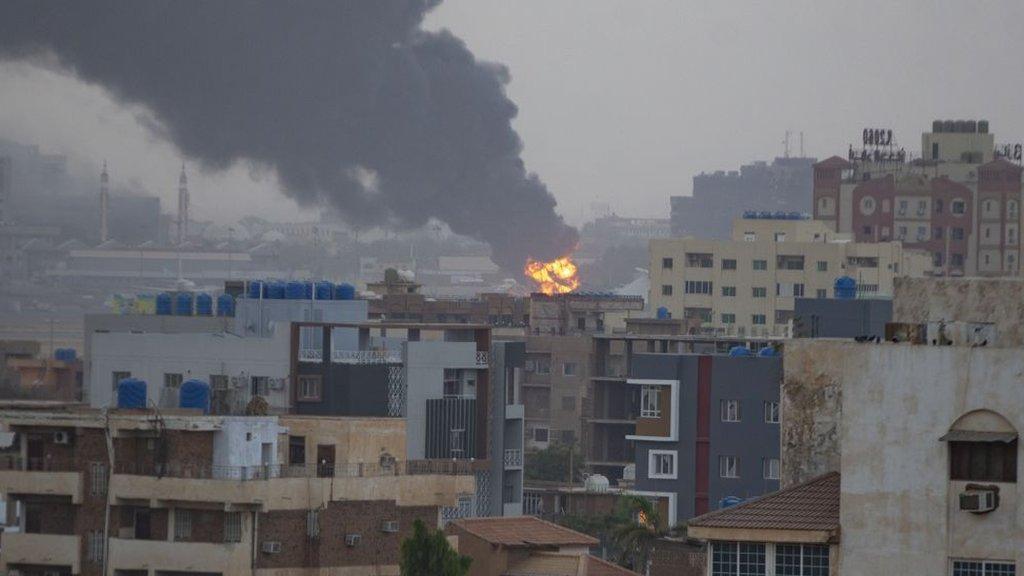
[261, 442, 274, 478]
[316, 444, 335, 477]
[24, 503, 41, 533]
[134, 507, 152, 540]
[26, 435, 44, 471]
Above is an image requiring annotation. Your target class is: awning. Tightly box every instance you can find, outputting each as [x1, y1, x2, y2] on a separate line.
[939, 430, 1018, 443]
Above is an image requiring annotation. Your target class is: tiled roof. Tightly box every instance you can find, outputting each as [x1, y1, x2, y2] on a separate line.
[688, 472, 840, 532]
[452, 516, 599, 548]
[503, 552, 639, 576]
[585, 555, 641, 576]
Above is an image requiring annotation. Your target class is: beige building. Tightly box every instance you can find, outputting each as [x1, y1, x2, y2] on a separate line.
[648, 217, 931, 337]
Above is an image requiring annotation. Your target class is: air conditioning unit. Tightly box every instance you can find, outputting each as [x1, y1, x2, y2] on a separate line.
[345, 534, 362, 547]
[261, 541, 282, 554]
[381, 520, 400, 533]
[960, 489, 998, 513]
[53, 431, 71, 444]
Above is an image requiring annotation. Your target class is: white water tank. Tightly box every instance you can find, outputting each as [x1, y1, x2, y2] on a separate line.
[585, 474, 610, 493]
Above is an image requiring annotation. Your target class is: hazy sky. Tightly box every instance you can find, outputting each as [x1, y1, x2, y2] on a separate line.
[3, 1, 1024, 228]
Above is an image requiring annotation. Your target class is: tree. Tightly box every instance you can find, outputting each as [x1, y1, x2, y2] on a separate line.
[524, 443, 584, 483]
[399, 519, 472, 576]
[610, 495, 685, 575]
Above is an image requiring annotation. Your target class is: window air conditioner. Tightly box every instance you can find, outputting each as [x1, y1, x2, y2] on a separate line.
[381, 520, 400, 533]
[960, 489, 997, 513]
[346, 533, 362, 547]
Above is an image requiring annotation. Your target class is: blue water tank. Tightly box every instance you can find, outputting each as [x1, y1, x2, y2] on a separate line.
[834, 276, 857, 299]
[315, 281, 333, 300]
[758, 346, 778, 357]
[195, 293, 213, 316]
[728, 346, 753, 357]
[174, 292, 194, 316]
[117, 378, 147, 409]
[54, 348, 77, 361]
[656, 306, 670, 319]
[286, 281, 306, 300]
[334, 283, 356, 300]
[266, 281, 286, 299]
[179, 379, 211, 414]
[156, 292, 173, 316]
[217, 293, 235, 317]
[719, 496, 744, 509]
[247, 280, 265, 299]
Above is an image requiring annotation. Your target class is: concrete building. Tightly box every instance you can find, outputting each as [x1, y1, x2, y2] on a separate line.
[671, 156, 816, 240]
[792, 297, 892, 339]
[0, 404, 474, 576]
[891, 275, 1024, 347]
[648, 216, 931, 337]
[814, 120, 1024, 276]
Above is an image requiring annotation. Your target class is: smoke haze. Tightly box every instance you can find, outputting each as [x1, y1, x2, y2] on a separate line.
[0, 1, 577, 270]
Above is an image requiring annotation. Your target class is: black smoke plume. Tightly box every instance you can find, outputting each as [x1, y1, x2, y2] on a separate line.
[0, 1, 577, 270]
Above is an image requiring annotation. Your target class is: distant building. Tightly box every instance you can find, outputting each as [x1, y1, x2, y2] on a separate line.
[671, 156, 816, 239]
[792, 297, 892, 339]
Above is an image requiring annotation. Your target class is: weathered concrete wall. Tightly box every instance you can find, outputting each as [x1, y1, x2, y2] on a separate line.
[780, 341, 843, 486]
[893, 276, 1024, 347]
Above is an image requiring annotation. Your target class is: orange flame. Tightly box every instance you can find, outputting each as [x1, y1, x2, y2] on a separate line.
[524, 256, 580, 295]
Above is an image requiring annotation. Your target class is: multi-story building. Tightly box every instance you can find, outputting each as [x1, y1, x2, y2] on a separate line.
[671, 156, 816, 239]
[813, 120, 1023, 276]
[0, 404, 475, 576]
[648, 216, 931, 337]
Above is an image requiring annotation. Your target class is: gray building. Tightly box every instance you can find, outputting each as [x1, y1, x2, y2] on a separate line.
[626, 352, 782, 526]
[793, 297, 892, 339]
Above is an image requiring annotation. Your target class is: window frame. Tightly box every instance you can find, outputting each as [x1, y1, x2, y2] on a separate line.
[720, 399, 741, 422]
[224, 512, 243, 543]
[562, 362, 578, 376]
[648, 449, 678, 480]
[640, 385, 662, 418]
[949, 439, 1017, 483]
[297, 374, 322, 402]
[719, 455, 739, 478]
[763, 457, 781, 480]
[174, 509, 193, 541]
[951, 559, 1017, 576]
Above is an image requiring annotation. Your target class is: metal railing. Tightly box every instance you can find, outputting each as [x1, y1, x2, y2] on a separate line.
[0, 455, 78, 473]
[114, 459, 475, 481]
[298, 348, 324, 363]
[475, 351, 489, 367]
[503, 449, 523, 468]
[331, 349, 402, 364]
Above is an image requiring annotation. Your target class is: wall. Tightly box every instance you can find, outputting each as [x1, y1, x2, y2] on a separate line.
[893, 276, 1024, 347]
[780, 341, 843, 486]
[793, 297, 892, 339]
[212, 416, 282, 469]
[279, 416, 406, 466]
[405, 340, 479, 460]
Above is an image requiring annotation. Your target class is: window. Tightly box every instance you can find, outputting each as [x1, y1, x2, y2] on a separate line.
[87, 531, 105, 563]
[952, 253, 965, 267]
[897, 226, 907, 240]
[722, 258, 737, 270]
[225, 512, 243, 543]
[917, 226, 928, 241]
[862, 225, 873, 236]
[816, 289, 827, 299]
[719, 456, 739, 478]
[897, 199, 908, 215]
[774, 232, 787, 242]
[753, 259, 767, 271]
[917, 199, 928, 216]
[776, 544, 830, 576]
[934, 227, 944, 239]
[577, 316, 586, 330]
[648, 450, 678, 479]
[535, 358, 551, 374]
[816, 261, 827, 272]
[250, 376, 270, 396]
[298, 325, 323, 361]
[307, 509, 320, 539]
[752, 314, 767, 325]
[776, 255, 805, 270]
[686, 253, 714, 268]
[949, 440, 1017, 482]
[563, 362, 578, 376]
[793, 283, 805, 297]
[640, 385, 661, 418]
[174, 509, 193, 541]
[934, 252, 945, 267]
[952, 227, 965, 240]
[952, 200, 966, 215]
[764, 401, 780, 424]
[763, 458, 780, 480]
[90, 462, 108, 496]
[721, 313, 736, 324]
[932, 142, 940, 160]
[712, 542, 765, 576]
[685, 280, 713, 295]
[561, 395, 576, 411]
[720, 400, 741, 422]
[662, 257, 673, 269]
[847, 256, 879, 268]
[752, 287, 767, 298]
[534, 428, 549, 442]
[289, 435, 306, 465]
[952, 560, 1016, 576]
[661, 284, 673, 296]
[297, 375, 322, 401]
[164, 373, 183, 389]
[722, 286, 737, 297]
[935, 199, 944, 213]
[112, 371, 131, 390]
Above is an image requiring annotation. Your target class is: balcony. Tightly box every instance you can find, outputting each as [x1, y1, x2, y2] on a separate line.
[0, 457, 82, 503]
[298, 347, 323, 363]
[109, 537, 249, 574]
[503, 448, 523, 470]
[332, 349, 402, 364]
[1, 532, 80, 574]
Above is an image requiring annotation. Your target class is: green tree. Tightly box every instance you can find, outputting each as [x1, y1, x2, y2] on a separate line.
[524, 443, 584, 483]
[611, 495, 685, 574]
[399, 519, 472, 576]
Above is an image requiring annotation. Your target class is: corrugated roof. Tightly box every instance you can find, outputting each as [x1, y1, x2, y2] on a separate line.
[688, 472, 840, 532]
[939, 430, 1017, 443]
[452, 516, 598, 548]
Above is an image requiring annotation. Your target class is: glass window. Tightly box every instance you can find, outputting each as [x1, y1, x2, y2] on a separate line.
[685, 281, 714, 295]
[949, 440, 1017, 482]
[816, 289, 827, 299]
[90, 462, 108, 496]
[661, 284, 673, 296]
[721, 313, 736, 324]
[752, 314, 767, 325]
[174, 509, 192, 541]
[952, 200, 966, 214]
[952, 560, 1015, 576]
[534, 428, 549, 442]
[297, 375, 321, 401]
[764, 401, 780, 424]
[640, 385, 661, 418]
[713, 542, 766, 576]
[752, 287, 767, 298]
[719, 455, 739, 478]
[225, 512, 243, 543]
[722, 259, 737, 270]
[720, 400, 741, 422]
[763, 458, 780, 480]
[816, 261, 828, 272]
[722, 286, 737, 297]
[776, 544, 830, 576]
[563, 362, 578, 376]
[662, 257, 673, 269]
[753, 259, 767, 271]
[649, 450, 677, 479]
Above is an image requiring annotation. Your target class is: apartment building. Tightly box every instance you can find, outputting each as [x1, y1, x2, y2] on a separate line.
[648, 216, 930, 337]
[0, 405, 474, 576]
[814, 120, 1024, 276]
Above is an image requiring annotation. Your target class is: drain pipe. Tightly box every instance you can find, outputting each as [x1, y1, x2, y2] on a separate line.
[102, 408, 115, 576]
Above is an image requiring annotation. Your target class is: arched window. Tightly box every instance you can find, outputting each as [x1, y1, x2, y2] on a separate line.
[942, 410, 1018, 483]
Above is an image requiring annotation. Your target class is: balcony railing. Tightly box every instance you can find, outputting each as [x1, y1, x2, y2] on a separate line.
[475, 351, 489, 367]
[503, 448, 523, 469]
[0, 455, 77, 472]
[114, 459, 475, 481]
[298, 348, 323, 363]
[332, 349, 402, 364]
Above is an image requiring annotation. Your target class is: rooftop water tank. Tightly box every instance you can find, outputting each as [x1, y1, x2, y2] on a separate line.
[719, 496, 744, 509]
[728, 346, 753, 358]
[156, 293, 173, 316]
[174, 292, 194, 316]
[334, 283, 355, 300]
[584, 474, 610, 493]
[758, 346, 778, 357]
[195, 293, 213, 316]
[286, 281, 306, 300]
[247, 280, 265, 299]
[54, 348, 77, 362]
[834, 276, 857, 299]
[656, 306, 670, 320]
[216, 293, 235, 317]
[117, 378, 147, 409]
[315, 281, 333, 300]
[179, 379, 211, 414]
[266, 281, 285, 299]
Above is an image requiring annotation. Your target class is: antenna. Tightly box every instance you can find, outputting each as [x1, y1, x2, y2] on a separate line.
[800, 132, 805, 157]
[783, 131, 791, 158]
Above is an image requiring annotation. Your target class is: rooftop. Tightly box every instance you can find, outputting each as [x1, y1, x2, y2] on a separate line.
[505, 552, 638, 576]
[451, 516, 598, 548]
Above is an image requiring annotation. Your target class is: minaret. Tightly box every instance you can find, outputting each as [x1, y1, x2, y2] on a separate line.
[177, 163, 189, 244]
[99, 161, 109, 243]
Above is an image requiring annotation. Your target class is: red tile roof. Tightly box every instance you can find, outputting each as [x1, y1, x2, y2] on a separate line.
[452, 516, 599, 548]
[688, 472, 840, 532]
